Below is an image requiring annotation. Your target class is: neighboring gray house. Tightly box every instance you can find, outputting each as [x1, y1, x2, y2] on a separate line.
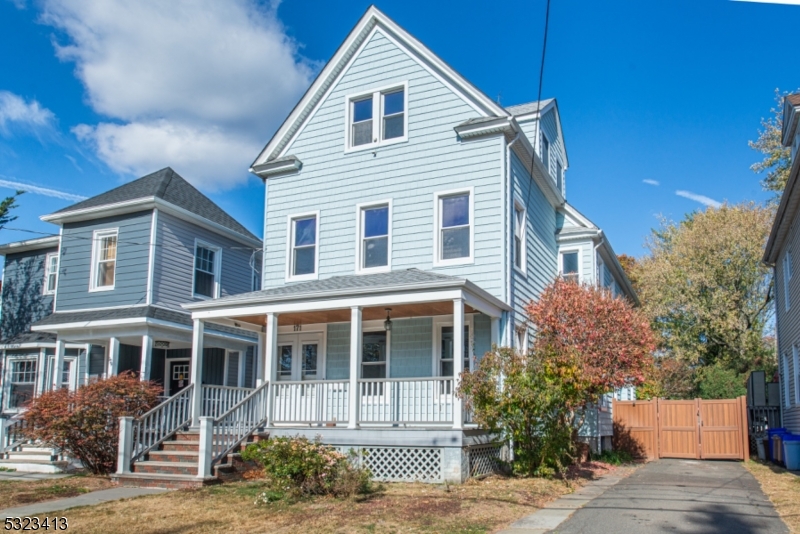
[764, 93, 800, 435]
[114, 7, 637, 486]
[0, 168, 262, 422]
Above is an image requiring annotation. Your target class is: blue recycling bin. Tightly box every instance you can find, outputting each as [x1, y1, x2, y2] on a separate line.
[768, 428, 788, 462]
[783, 434, 800, 471]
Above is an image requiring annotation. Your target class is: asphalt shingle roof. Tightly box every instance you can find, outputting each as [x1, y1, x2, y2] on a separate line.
[0, 331, 56, 345]
[51, 167, 258, 241]
[787, 94, 800, 107]
[504, 99, 554, 116]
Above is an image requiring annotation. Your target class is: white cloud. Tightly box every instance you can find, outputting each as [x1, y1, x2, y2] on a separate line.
[0, 177, 87, 201]
[675, 190, 722, 208]
[733, 0, 800, 5]
[0, 91, 55, 134]
[40, 0, 315, 190]
[642, 179, 660, 186]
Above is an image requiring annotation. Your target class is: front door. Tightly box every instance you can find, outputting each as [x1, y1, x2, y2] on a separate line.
[168, 360, 190, 396]
[276, 333, 323, 381]
[47, 356, 76, 391]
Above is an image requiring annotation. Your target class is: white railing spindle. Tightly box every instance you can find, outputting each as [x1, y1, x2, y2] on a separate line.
[130, 384, 194, 463]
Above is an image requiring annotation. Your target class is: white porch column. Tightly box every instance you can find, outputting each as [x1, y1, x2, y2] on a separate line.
[116, 416, 133, 475]
[264, 313, 278, 426]
[255, 329, 266, 387]
[53, 338, 66, 390]
[190, 319, 205, 427]
[140, 334, 153, 381]
[453, 298, 464, 430]
[490, 317, 500, 349]
[35, 349, 47, 396]
[348, 306, 362, 429]
[107, 337, 120, 378]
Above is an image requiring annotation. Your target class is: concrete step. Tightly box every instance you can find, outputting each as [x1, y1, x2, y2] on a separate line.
[147, 450, 199, 463]
[20, 445, 57, 454]
[132, 461, 198, 476]
[112, 472, 219, 489]
[6, 452, 57, 462]
[0, 459, 69, 474]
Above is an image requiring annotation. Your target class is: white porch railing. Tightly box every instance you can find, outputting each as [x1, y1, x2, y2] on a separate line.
[271, 380, 349, 425]
[201, 385, 252, 418]
[358, 377, 455, 425]
[129, 384, 194, 463]
[0, 415, 30, 457]
[206, 381, 270, 470]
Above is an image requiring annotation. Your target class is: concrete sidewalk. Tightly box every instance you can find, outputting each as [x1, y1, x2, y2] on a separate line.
[0, 487, 168, 519]
[554, 459, 788, 533]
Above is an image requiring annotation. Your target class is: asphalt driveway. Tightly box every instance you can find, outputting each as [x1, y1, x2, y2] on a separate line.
[553, 459, 788, 534]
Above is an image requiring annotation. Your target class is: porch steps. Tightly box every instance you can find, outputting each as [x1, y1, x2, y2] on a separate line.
[0, 443, 69, 474]
[113, 430, 267, 489]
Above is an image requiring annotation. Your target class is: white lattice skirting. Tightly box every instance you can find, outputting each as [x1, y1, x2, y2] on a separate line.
[467, 443, 505, 478]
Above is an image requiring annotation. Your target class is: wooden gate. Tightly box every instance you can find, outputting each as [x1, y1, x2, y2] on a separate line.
[613, 396, 749, 461]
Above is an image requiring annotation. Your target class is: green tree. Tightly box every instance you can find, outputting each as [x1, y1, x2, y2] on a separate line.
[0, 191, 22, 231]
[695, 363, 747, 400]
[634, 203, 775, 377]
[750, 89, 795, 197]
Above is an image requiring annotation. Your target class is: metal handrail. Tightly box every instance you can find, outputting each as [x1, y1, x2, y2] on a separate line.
[210, 381, 270, 465]
[131, 384, 194, 463]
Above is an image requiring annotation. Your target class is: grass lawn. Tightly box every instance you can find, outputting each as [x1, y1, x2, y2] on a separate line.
[0, 474, 116, 509]
[21, 462, 627, 534]
[744, 460, 800, 533]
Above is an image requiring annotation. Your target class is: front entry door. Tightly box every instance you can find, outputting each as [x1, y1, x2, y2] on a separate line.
[277, 333, 323, 381]
[47, 356, 76, 391]
[168, 360, 190, 396]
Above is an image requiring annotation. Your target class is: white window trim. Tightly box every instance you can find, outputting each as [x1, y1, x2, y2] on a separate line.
[164, 358, 191, 397]
[343, 81, 409, 154]
[433, 187, 475, 267]
[784, 352, 792, 408]
[89, 228, 119, 292]
[432, 315, 475, 376]
[785, 251, 793, 311]
[5, 356, 38, 412]
[285, 211, 320, 282]
[513, 198, 527, 275]
[361, 320, 391, 379]
[355, 199, 393, 274]
[559, 248, 581, 283]
[540, 131, 551, 175]
[192, 239, 222, 300]
[47, 354, 77, 391]
[793, 344, 800, 406]
[43, 251, 58, 296]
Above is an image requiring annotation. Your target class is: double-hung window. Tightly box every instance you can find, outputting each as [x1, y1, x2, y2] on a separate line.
[362, 331, 387, 379]
[90, 229, 118, 291]
[347, 84, 407, 150]
[440, 326, 470, 376]
[785, 251, 793, 310]
[540, 133, 550, 173]
[436, 189, 472, 264]
[513, 202, 526, 271]
[561, 251, 580, 283]
[194, 242, 220, 298]
[288, 213, 318, 280]
[9, 360, 36, 409]
[44, 252, 58, 295]
[358, 203, 390, 272]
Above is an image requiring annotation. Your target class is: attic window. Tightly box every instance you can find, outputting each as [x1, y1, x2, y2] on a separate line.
[346, 83, 408, 151]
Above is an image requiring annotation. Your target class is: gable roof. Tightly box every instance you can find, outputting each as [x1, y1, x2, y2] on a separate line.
[251, 5, 509, 170]
[43, 167, 258, 242]
[505, 99, 555, 117]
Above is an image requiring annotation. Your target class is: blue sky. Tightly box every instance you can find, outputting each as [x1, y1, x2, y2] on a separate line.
[0, 0, 796, 261]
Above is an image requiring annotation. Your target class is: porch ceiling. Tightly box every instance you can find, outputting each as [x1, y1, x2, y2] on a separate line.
[232, 301, 477, 327]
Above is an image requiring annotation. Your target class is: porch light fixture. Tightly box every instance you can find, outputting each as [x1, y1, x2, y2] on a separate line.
[384, 308, 393, 331]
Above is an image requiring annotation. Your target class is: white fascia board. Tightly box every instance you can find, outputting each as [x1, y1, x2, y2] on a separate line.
[556, 229, 601, 243]
[560, 203, 599, 230]
[0, 236, 60, 256]
[251, 5, 507, 167]
[41, 197, 156, 223]
[597, 235, 640, 306]
[31, 317, 148, 331]
[251, 156, 303, 179]
[454, 118, 513, 139]
[0, 342, 85, 350]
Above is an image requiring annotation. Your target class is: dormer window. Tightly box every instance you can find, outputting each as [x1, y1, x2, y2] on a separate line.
[346, 83, 408, 151]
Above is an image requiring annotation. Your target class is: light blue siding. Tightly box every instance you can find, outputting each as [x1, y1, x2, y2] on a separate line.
[511, 151, 558, 323]
[153, 211, 255, 311]
[263, 29, 504, 298]
[473, 313, 491, 363]
[56, 211, 151, 311]
[516, 107, 565, 194]
[326, 322, 351, 379]
[390, 317, 432, 378]
[1, 247, 56, 340]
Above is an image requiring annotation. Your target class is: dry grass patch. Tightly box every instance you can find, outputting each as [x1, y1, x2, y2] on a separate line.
[745, 460, 800, 533]
[0, 474, 115, 509]
[24, 462, 626, 534]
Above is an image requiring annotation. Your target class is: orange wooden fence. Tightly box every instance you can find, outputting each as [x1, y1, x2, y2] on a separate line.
[613, 396, 749, 461]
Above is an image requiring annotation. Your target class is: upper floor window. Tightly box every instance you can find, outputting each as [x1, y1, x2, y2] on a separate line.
[556, 160, 563, 192]
[358, 202, 391, 272]
[785, 250, 793, 311]
[288, 213, 318, 280]
[346, 83, 408, 150]
[514, 202, 526, 272]
[435, 189, 473, 265]
[90, 229, 118, 291]
[44, 252, 58, 295]
[561, 251, 579, 283]
[194, 242, 221, 298]
[540, 133, 550, 172]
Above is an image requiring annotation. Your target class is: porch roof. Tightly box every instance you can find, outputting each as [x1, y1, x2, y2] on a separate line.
[184, 269, 510, 321]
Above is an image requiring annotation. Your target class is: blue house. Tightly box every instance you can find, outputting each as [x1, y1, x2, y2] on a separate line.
[113, 7, 636, 486]
[0, 168, 261, 471]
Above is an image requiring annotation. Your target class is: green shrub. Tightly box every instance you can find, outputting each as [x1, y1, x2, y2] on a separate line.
[241, 436, 372, 500]
[594, 449, 633, 465]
